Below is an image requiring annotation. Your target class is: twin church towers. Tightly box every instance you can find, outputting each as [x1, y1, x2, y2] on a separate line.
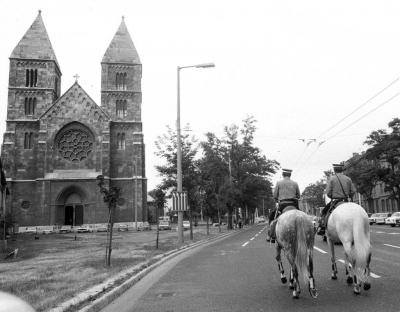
[1, 11, 147, 226]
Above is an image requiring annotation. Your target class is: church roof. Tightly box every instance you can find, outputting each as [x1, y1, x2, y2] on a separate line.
[40, 81, 110, 121]
[102, 17, 141, 64]
[10, 11, 60, 68]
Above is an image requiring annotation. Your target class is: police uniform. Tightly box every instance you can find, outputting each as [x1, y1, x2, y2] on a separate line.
[317, 163, 356, 235]
[267, 169, 300, 242]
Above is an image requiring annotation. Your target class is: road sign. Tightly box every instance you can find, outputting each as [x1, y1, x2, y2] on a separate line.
[172, 191, 188, 211]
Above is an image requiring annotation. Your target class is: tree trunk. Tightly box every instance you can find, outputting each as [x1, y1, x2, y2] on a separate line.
[156, 203, 160, 249]
[206, 217, 209, 235]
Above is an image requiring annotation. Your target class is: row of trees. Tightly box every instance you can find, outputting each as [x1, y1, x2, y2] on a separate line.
[151, 116, 279, 229]
[302, 118, 400, 212]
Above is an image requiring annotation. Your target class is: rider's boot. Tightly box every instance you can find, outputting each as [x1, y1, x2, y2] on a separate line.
[316, 217, 325, 236]
[266, 221, 276, 243]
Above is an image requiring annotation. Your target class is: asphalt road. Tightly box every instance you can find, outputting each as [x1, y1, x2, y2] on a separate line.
[101, 224, 400, 312]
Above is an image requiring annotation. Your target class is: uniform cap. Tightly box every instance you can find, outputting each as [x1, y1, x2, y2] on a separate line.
[332, 163, 344, 170]
[282, 168, 293, 174]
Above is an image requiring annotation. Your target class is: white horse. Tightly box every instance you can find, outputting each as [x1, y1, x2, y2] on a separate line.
[325, 202, 372, 294]
[274, 207, 318, 299]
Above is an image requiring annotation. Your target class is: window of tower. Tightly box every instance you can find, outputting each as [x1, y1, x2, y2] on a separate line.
[24, 132, 33, 149]
[25, 69, 38, 87]
[117, 133, 126, 150]
[24, 97, 36, 115]
[116, 100, 127, 118]
[116, 72, 127, 90]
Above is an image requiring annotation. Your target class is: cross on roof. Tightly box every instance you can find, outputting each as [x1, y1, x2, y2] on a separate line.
[73, 74, 80, 82]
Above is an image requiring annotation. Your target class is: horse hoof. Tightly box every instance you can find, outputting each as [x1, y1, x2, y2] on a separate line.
[353, 287, 361, 295]
[364, 283, 371, 291]
[309, 288, 318, 299]
[281, 277, 287, 284]
[346, 276, 353, 284]
[289, 284, 295, 290]
[292, 291, 299, 299]
[331, 275, 337, 280]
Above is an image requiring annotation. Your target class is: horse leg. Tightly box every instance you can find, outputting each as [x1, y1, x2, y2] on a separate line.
[328, 237, 338, 280]
[363, 251, 372, 291]
[275, 244, 287, 284]
[308, 250, 318, 298]
[344, 252, 353, 285]
[289, 267, 295, 289]
[350, 257, 361, 295]
[292, 265, 301, 299]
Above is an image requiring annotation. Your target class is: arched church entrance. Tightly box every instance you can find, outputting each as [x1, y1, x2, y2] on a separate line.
[57, 186, 86, 226]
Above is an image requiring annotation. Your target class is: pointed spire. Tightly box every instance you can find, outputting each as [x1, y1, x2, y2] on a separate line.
[10, 11, 59, 67]
[102, 17, 141, 64]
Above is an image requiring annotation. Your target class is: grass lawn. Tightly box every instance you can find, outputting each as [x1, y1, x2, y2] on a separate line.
[0, 225, 227, 311]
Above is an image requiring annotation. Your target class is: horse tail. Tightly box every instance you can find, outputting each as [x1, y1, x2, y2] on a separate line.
[295, 216, 313, 284]
[353, 209, 371, 283]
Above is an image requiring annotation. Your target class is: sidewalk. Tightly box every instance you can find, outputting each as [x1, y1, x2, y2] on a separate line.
[0, 225, 239, 312]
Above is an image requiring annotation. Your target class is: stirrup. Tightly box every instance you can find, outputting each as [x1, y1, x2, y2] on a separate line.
[316, 227, 325, 236]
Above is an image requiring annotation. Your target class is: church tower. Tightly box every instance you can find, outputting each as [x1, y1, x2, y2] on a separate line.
[3, 10, 61, 180]
[101, 17, 147, 222]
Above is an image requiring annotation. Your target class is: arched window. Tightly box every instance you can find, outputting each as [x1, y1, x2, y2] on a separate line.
[34, 69, 38, 87]
[24, 98, 28, 115]
[117, 133, 125, 150]
[24, 132, 33, 149]
[123, 73, 127, 90]
[123, 100, 127, 117]
[116, 73, 119, 89]
[32, 98, 36, 114]
[25, 70, 29, 87]
[24, 97, 36, 115]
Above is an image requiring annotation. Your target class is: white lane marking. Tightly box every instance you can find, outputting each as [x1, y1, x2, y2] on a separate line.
[338, 259, 345, 264]
[242, 241, 249, 247]
[388, 233, 400, 235]
[255, 234, 259, 237]
[370, 272, 381, 279]
[250, 237, 255, 241]
[384, 243, 400, 249]
[314, 246, 327, 254]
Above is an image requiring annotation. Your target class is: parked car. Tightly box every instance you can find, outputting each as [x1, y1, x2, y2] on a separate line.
[369, 212, 391, 225]
[76, 226, 91, 233]
[159, 220, 171, 230]
[42, 229, 54, 235]
[385, 212, 400, 227]
[183, 220, 190, 230]
[24, 227, 37, 234]
[96, 225, 108, 232]
[118, 224, 129, 231]
[59, 226, 72, 233]
[138, 222, 151, 231]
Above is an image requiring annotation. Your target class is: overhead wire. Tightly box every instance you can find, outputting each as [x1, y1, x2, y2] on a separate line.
[324, 92, 400, 142]
[295, 78, 400, 173]
[316, 77, 400, 140]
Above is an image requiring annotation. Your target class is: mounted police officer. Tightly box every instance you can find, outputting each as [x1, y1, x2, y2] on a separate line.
[266, 168, 300, 243]
[317, 163, 356, 236]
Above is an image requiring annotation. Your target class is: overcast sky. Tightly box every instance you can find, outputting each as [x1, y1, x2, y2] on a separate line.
[1, 0, 400, 192]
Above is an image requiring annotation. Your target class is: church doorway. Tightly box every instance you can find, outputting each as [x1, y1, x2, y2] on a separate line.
[57, 186, 86, 226]
[64, 204, 84, 226]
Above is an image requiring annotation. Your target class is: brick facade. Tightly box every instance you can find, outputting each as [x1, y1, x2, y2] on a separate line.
[1, 12, 147, 227]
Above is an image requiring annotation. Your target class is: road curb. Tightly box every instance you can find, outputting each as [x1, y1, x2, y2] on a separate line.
[49, 228, 249, 312]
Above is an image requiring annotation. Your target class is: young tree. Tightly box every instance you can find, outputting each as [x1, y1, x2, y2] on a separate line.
[154, 125, 201, 233]
[149, 186, 166, 248]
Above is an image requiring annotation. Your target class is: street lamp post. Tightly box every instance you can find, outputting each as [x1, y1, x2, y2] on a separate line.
[177, 62, 215, 244]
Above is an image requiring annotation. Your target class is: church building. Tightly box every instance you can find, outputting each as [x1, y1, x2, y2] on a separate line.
[1, 11, 147, 227]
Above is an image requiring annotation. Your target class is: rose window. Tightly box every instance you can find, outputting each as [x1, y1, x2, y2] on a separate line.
[57, 129, 93, 162]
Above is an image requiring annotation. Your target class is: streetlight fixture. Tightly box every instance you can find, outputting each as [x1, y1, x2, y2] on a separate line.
[177, 62, 215, 244]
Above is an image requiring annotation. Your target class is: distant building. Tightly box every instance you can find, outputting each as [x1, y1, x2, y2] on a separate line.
[1, 12, 147, 226]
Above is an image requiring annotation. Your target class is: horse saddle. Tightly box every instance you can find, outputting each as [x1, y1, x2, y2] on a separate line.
[326, 199, 348, 222]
